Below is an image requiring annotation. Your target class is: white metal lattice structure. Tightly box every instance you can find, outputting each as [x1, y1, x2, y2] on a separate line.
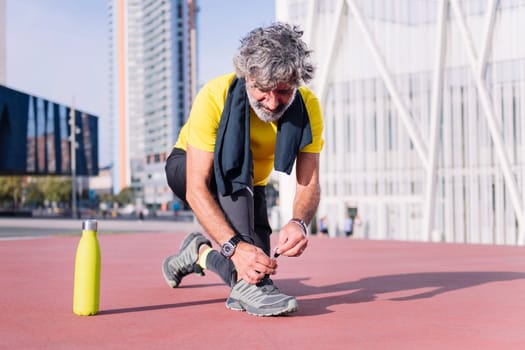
[276, 0, 525, 245]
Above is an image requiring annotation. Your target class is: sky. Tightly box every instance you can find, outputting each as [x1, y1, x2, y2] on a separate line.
[5, 0, 276, 166]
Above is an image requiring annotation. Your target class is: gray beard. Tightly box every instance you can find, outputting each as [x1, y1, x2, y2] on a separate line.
[247, 91, 296, 123]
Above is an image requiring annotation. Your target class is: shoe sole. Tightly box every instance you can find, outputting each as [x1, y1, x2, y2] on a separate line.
[162, 232, 203, 288]
[162, 255, 180, 288]
[225, 297, 299, 316]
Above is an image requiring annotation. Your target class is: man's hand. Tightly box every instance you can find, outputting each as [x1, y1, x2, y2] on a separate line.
[230, 241, 277, 284]
[275, 221, 309, 257]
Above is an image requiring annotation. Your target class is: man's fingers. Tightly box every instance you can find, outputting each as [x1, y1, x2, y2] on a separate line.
[277, 237, 308, 257]
[242, 269, 269, 284]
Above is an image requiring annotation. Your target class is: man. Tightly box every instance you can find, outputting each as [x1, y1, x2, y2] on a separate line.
[163, 22, 324, 316]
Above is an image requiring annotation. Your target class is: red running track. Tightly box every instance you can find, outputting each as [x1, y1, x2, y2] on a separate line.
[1, 231, 524, 349]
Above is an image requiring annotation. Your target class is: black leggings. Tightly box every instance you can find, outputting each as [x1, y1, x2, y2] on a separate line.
[165, 147, 272, 286]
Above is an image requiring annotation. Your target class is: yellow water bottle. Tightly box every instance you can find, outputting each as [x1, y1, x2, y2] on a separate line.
[73, 219, 101, 315]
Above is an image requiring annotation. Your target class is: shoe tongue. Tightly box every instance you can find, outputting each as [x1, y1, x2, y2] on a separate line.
[256, 276, 274, 288]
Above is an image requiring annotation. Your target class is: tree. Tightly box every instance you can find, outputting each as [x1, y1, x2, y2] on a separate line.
[115, 187, 135, 206]
[98, 192, 114, 204]
[25, 179, 45, 207]
[40, 177, 72, 205]
[0, 176, 24, 208]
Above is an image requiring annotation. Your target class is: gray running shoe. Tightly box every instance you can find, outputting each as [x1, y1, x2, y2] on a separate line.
[162, 232, 211, 288]
[226, 277, 298, 316]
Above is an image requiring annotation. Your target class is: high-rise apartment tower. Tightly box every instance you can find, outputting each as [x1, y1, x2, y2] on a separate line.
[108, 0, 197, 210]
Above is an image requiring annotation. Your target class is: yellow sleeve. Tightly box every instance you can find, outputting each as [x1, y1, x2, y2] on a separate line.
[299, 87, 325, 153]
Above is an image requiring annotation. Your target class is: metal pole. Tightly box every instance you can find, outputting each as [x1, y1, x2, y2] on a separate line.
[346, 0, 429, 169]
[304, 0, 319, 50]
[477, 0, 498, 78]
[70, 101, 77, 218]
[423, 0, 448, 241]
[315, 0, 345, 102]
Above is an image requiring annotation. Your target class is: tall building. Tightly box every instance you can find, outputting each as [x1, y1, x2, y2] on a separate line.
[108, 0, 197, 210]
[0, 0, 6, 85]
[0, 85, 99, 177]
[276, 0, 525, 245]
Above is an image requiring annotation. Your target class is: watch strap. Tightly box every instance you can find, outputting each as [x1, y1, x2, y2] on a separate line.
[228, 235, 242, 245]
[289, 218, 308, 236]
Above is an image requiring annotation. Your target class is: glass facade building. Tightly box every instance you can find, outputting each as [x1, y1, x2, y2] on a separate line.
[0, 85, 99, 176]
[277, 0, 525, 245]
[108, 0, 197, 208]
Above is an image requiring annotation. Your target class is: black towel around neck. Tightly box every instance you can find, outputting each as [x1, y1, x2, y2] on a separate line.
[213, 77, 312, 196]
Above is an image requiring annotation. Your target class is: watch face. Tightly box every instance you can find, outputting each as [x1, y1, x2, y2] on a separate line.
[221, 241, 235, 257]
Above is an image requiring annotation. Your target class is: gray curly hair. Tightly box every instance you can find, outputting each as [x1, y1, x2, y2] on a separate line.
[233, 22, 315, 90]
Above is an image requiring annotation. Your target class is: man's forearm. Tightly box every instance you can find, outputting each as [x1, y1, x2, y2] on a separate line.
[292, 182, 320, 225]
[187, 186, 236, 245]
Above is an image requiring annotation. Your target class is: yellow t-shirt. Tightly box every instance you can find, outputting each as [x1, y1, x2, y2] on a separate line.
[175, 73, 324, 186]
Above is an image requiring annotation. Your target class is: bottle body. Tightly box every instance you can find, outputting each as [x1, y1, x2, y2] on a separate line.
[73, 221, 101, 315]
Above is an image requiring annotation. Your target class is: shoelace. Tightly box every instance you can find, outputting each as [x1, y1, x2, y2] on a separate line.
[257, 278, 280, 294]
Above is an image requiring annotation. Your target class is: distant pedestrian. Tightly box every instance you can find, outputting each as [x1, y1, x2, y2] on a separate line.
[344, 214, 353, 237]
[319, 216, 328, 236]
[173, 200, 181, 217]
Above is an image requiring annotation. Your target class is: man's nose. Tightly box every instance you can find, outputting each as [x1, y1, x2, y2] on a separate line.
[264, 92, 280, 110]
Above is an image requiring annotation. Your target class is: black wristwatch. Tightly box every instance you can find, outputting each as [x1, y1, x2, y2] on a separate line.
[220, 235, 242, 258]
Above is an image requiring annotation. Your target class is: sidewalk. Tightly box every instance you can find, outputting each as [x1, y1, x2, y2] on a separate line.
[1, 229, 524, 349]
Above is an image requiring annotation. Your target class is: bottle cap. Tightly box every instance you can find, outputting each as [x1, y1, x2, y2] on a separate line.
[82, 219, 98, 231]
